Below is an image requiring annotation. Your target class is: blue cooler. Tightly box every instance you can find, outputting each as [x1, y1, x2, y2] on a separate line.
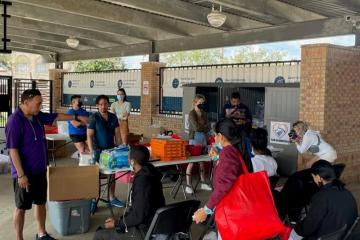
[48, 199, 91, 236]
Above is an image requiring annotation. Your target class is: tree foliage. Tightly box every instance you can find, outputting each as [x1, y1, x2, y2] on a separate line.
[73, 58, 125, 72]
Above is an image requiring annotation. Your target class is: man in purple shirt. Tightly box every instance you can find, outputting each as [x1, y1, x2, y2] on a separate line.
[6, 89, 88, 240]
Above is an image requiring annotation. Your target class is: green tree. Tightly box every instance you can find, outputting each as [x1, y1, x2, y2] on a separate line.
[231, 47, 287, 63]
[162, 48, 227, 66]
[0, 54, 13, 71]
[73, 57, 125, 72]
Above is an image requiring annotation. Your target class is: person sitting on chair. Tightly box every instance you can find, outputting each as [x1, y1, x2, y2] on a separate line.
[93, 145, 165, 240]
[289, 160, 358, 240]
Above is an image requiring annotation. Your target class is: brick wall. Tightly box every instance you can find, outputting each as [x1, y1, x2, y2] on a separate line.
[49, 69, 67, 112]
[300, 44, 360, 183]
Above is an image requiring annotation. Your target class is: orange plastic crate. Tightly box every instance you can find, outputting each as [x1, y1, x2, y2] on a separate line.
[150, 138, 187, 161]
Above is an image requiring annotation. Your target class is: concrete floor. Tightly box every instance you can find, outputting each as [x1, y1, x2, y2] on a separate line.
[0, 156, 211, 240]
[1, 155, 360, 240]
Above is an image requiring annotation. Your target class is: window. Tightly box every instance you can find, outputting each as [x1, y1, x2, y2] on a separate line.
[15, 55, 29, 73]
[36, 63, 47, 74]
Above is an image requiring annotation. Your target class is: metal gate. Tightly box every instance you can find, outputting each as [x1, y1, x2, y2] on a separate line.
[14, 79, 53, 113]
[0, 76, 12, 128]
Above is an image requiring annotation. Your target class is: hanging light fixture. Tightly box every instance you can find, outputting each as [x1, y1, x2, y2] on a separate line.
[66, 37, 79, 48]
[207, 4, 226, 28]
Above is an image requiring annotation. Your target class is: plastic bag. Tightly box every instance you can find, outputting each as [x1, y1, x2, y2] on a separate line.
[215, 153, 289, 240]
[99, 145, 130, 169]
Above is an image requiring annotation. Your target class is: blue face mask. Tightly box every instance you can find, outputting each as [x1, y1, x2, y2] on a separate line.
[129, 164, 134, 172]
[117, 95, 125, 101]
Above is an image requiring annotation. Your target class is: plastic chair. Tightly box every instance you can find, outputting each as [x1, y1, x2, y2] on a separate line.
[144, 200, 201, 240]
[317, 224, 347, 240]
[343, 217, 360, 240]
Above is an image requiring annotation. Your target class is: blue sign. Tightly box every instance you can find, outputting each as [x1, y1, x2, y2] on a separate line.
[172, 78, 179, 88]
[274, 76, 285, 84]
[215, 77, 223, 83]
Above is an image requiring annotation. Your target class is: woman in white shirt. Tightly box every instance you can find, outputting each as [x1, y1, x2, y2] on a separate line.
[111, 88, 132, 145]
[292, 121, 337, 168]
[250, 128, 278, 177]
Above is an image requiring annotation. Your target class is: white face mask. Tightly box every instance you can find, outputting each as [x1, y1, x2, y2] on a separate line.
[129, 161, 134, 171]
[117, 95, 125, 101]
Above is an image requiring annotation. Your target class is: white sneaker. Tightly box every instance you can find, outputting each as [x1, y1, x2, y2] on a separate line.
[200, 183, 212, 191]
[185, 186, 194, 194]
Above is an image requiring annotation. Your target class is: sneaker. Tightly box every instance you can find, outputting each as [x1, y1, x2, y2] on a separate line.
[185, 186, 194, 194]
[200, 183, 212, 191]
[35, 233, 57, 240]
[108, 197, 125, 208]
[90, 199, 97, 214]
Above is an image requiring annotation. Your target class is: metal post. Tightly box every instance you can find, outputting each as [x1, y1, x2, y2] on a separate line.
[0, 1, 11, 54]
[149, 41, 159, 62]
[355, 31, 360, 47]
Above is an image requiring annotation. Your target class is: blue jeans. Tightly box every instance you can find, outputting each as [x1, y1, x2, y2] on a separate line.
[189, 132, 207, 146]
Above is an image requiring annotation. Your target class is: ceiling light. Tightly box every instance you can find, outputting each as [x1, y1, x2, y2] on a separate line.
[66, 37, 79, 48]
[207, 4, 226, 28]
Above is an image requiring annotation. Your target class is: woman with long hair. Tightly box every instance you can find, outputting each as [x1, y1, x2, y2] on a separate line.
[111, 88, 131, 145]
[186, 94, 212, 194]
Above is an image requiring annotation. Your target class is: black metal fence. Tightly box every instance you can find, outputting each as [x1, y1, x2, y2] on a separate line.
[0, 76, 12, 128]
[13, 79, 53, 113]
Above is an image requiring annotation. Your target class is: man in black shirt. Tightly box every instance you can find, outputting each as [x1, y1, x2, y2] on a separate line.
[290, 160, 358, 240]
[93, 145, 165, 240]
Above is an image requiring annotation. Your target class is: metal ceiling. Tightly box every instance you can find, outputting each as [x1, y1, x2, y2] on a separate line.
[1, 0, 359, 62]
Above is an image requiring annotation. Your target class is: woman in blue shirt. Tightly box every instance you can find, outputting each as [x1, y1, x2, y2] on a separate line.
[67, 95, 90, 154]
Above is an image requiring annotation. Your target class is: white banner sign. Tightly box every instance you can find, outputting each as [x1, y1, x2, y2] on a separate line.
[162, 63, 301, 97]
[270, 121, 291, 145]
[63, 70, 141, 96]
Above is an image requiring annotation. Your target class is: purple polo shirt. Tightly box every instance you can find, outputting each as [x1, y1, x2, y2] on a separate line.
[5, 107, 58, 178]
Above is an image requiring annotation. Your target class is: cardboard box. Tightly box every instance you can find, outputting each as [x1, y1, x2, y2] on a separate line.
[47, 165, 99, 201]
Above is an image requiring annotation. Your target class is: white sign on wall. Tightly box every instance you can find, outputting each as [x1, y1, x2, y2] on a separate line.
[270, 121, 291, 145]
[143, 81, 149, 95]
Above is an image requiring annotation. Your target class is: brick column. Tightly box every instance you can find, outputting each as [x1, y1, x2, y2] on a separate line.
[140, 62, 165, 125]
[49, 69, 67, 113]
[300, 44, 360, 183]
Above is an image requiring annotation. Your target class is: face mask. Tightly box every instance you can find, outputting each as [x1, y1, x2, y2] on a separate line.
[215, 143, 223, 152]
[197, 104, 205, 110]
[117, 95, 125, 101]
[211, 155, 219, 161]
[129, 164, 134, 172]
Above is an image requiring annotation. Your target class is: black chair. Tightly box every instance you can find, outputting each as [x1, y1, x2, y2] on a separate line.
[317, 224, 347, 240]
[144, 200, 201, 240]
[343, 217, 360, 240]
[333, 163, 346, 179]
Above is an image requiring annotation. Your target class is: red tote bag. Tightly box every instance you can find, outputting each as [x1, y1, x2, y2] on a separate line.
[215, 154, 289, 240]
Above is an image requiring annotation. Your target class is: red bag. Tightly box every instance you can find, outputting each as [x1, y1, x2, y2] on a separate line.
[215, 154, 289, 240]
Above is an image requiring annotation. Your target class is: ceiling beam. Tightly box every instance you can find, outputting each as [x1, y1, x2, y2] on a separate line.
[9, 42, 68, 54]
[0, 35, 87, 51]
[101, 0, 271, 30]
[9, 2, 165, 41]
[12, 0, 223, 37]
[7, 16, 140, 45]
[211, 0, 325, 24]
[57, 17, 354, 61]
[0, 26, 122, 49]
[57, 43, 149, 62]
[154, 17, 353, 53]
